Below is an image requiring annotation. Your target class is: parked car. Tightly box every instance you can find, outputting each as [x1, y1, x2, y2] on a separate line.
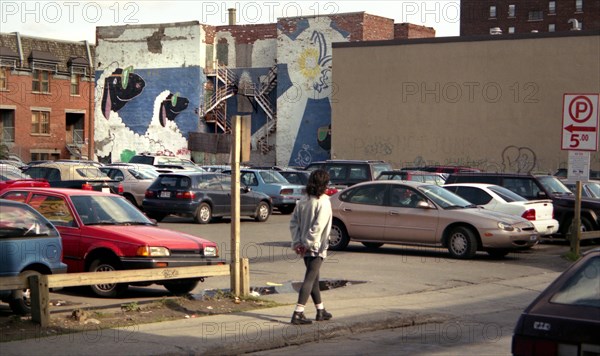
[377, 170, 447, 185]
[0, 188, 224, 297]
[100, 164, 160, 207]
[554, 168, 600, 180]
[445, 173, 600, 237]
[304, 160, 392, 188]
[223, 169, 304, 214]
[328, 180, 538, 259]
[278, 169, 338, 196]
[142, 172, 272, 223]
[1, 165, 50, 192]
[22, 162, 122, 194]
[444, 183, 559, 236]
[0, 199, 67, 314]
[562, 180, 600, 199]
[128, 154, 202, 171]
[401, 165, 481, 174]
[512, 248, 600, 355]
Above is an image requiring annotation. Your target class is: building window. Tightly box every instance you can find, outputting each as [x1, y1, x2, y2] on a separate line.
[32, 70, 50, 93]
[0, 67, 7, 90]
[508, 27, 516, 33]
[549, 1, 556, 14]
[575, 0, 583, 12]
[71, 73, 80, 95]
[31, 110, 50, 134]
[549, 24, 556, 32]
[508, 4, 516, 17]
[528, 10, 544, 20]
[1, 109, 15, 142]
[490, 6, 497, 18]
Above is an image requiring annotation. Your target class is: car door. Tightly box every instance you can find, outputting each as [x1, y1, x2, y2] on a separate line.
[336, 183, 387, 240]
[197, 174, 229, 216]
[383, 185, 438, 244]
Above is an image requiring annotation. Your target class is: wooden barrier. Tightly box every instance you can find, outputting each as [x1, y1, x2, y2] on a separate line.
[0, 260, 249, 327]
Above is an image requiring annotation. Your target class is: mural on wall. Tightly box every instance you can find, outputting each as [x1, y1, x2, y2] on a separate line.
[278, 18, 350, 167]
[94, 62, 201, 162]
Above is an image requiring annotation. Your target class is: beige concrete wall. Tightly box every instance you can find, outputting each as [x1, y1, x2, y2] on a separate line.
[331, 32, 600, 173]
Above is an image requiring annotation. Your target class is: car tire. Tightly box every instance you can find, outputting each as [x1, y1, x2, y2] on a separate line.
[194, 203, 212, 224]
[164, 279, 200, 295]
[447, 226, 478, 259]
[89, 258, 128, 298]
[362, 242, 384, 249]
[254, 202, 271, 222]
[8, 270, 40, 315]
[147, 212, 167, 222]
[564, 216, 593, 236]
[278, 206, 295, 215]
[329, 221, 350, 251]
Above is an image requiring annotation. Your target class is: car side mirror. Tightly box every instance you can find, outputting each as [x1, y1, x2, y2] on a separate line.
[416, 201, 432, 209]
[242, 186, 251, 193]
[537, 191, 548, 198]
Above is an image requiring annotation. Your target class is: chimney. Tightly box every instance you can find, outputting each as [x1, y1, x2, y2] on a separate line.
[228, 8, 236, 25]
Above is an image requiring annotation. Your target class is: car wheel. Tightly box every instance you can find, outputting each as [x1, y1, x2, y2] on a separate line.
[362, 242, 384, 249]
[447, 226, 478, 259]
[164, 279, 200, 295]
[278, 206, 295, 215]
[147, 212, 167, 222]
[194, 203, 212, 224]
[329, 221, 350, 251]
[8, 270, 40, 315]
[88, 258, 128, 298]
[564, 216, 593, 236]
[254, 202, 271, 222]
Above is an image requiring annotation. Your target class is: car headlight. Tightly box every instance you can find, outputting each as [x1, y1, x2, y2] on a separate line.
[497, 221, 515, 232]
[204, 246, 217, 257]
[137, 246, 171, 257]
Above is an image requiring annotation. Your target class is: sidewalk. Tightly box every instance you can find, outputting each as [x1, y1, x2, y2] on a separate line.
[1, 271, 560, 356]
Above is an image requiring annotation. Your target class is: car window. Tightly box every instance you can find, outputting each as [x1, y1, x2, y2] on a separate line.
[341, 184, 386, 206]
[389, 186, 420, 208]
[348, 167, 368, 180]
[241, 172, 258, 186]
[537, 176, 572, 195]
[372, 163, 392, 179]
[0, 191, 28, 202]
[458, 186, 491, 205]
[503, 178, 542, 199]
[550, 256, 600, 307]
[0, 203, 56, 238]
[198, 174, 224, 190]
[28, 194, 75, 227]
[259, 171, 288, 184]
[76, 167, 107, 179]
[488, 185, 527, 202]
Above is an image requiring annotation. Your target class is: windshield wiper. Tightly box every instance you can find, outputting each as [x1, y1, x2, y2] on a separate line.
[445, 205, 466, 210]
[113, 221, 152, 225]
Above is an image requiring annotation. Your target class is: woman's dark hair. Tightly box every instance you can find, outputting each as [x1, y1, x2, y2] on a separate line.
[306, 169, 330, 197]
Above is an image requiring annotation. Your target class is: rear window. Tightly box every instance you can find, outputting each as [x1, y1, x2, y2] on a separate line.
[128, 156, 154, 165]
[155, 175, 191, 188]
[550, 256, 600, 307]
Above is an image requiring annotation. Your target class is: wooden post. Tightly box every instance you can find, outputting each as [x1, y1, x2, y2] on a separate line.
[239, 258, 250, 296]
[29, 274, 49, 327]
[230, 115, 241, 297]
[570, 181, 582, 257]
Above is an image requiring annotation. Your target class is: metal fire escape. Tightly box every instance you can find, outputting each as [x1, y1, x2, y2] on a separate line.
[242, 64, 278, 154]
[202, 61, 238, 133]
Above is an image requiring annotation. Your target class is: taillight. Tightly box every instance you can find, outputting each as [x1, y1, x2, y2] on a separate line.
[145, 190, 155, 198]
[521, 209, 536, 221]
[280, 188, 293, 195]
[118, 183, 124, 194]
[176, 191, 195, 199]
[512, 335, 558, 356]
[82, 182, 92, 190]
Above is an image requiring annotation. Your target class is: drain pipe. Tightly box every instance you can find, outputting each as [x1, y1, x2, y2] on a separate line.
[14, 32, 23, 67]
[84, 40, 94, 160]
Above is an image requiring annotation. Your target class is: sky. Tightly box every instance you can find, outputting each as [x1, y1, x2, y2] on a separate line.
[1, 0, 460, 43]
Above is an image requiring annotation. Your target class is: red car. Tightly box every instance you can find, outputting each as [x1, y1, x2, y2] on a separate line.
[0, 187, 224, 297]
[0, 166, 50, 192]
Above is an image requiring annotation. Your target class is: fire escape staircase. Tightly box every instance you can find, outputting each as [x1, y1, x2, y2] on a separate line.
[202, 61, 238, 133]
[243, 64, 278, 154]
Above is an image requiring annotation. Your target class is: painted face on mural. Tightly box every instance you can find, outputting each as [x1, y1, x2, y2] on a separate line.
[101, 67, 146, 119]
[159, 93, 189, 127]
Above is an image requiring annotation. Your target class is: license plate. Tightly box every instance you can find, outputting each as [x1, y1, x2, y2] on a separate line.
[160, 191, 171, 198]
[530, 235, 537, 241]
[102, 187, 110, 193]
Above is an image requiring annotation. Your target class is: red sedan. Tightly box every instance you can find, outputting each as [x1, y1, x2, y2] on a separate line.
[0, 187, 224, 297]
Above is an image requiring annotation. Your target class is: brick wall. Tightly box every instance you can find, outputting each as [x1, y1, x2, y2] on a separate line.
[394, 23, 436, 39]
[215, 23, 277, 44]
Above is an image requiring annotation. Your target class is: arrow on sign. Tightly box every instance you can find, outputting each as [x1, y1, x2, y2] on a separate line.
[564, 124, 597, 133]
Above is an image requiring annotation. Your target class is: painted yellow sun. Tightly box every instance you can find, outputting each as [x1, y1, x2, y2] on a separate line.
[298, 48, 320, 80]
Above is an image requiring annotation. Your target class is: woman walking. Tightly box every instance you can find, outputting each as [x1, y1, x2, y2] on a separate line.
[289, 169, 333, 325]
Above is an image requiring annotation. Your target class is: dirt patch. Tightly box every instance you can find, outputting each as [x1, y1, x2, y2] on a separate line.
[0, 293, 281, 343]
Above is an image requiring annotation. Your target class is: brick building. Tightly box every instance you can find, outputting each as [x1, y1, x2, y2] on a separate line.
[95, 12, 435, 166]
[461, 0, 600, 35]
[0, 33, 94, 161]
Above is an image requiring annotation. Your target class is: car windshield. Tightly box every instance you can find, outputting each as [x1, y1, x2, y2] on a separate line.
[537, 176, 573, 195]
[586, 182, 600, 198]
[259, 171, 288, 184]
[1, 169, 31, 180]
[0, 204, 57, 237]
[550, 256, 600, 307]
[76, 167, 110, 179]
[418, 184, 474, 209]
[130, 168, 159, 179]
[488, 185, 528, 202]
[71, 195, 153, 225]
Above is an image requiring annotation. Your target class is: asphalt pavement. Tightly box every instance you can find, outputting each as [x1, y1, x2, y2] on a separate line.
[1, 267, 563, 356]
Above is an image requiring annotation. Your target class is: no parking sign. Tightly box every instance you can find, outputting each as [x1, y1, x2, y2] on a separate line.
[561, 94, 599, 151]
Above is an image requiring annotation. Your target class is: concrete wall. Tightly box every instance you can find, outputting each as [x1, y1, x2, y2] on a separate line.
[95, 22, 204, 163]
[331, 32, 600, 173]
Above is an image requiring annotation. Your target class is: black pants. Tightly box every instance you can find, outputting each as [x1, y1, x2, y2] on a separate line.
[297, 256, 323, 306]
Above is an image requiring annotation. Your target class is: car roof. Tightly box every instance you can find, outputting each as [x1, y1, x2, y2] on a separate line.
[349, 180, 432, 189]
[444, 183, 499, 188]
[1, 187, 114, 196]
[449, 172, 535, 177]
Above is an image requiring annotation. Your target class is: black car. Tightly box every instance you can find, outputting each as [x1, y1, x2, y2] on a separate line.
[279, 169, 310, 185]
[445, 172, 600, 236]
[512, 248, 600, 355]
[142, 172, 272, 224]
[304, 160, 392, 188]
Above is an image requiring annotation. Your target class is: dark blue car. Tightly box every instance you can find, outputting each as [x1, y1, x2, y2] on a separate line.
[0, 199, 67, 314]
